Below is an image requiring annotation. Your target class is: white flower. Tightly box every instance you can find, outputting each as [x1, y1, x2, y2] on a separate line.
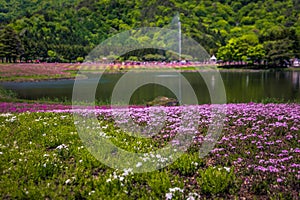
[122, 168, 133, 176]
[77, 146, 84, 150]
[0, 152, 3, 155]
[65, 179, 71, 184]
[43, 154, 49, 157]
[142, 157, 150, 162]
[79, 160, 83, 163]
[56, 144, 68, 150]
[224, 167, 231, 172]
[102, 125, 108, 129]
[106, 178, 111, 183]
[136, 162, 142, 168]
[43, 163, 47, 168]
[0, 113, 12, 117]
[88, 190, 95, 195]
[6, 116, 17, 122]
[119, 176, 124, 181]
[187, 192, 200, 200]
[169, 187, 184, 193]
[166, 192, 173, 200]
[113, 172, 118, 179]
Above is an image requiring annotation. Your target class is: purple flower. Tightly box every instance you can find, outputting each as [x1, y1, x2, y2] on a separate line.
[268, 166, 280, 173]
[277, 178, 283, 183]
[294, 148, 300, 153]
[255, 166, 267, 172]
[281, 150, 289, 154]
[290, 164, 300, 168]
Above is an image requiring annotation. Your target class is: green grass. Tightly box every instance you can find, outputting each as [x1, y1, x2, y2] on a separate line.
[0, 74, 80, 82]
[0, 112, 237, 199]
[283, 67, 300, 71]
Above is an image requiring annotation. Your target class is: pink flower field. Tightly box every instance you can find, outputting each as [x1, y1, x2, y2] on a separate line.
[0, 102, 299, 198]
[0, 63, 210, 82]
[0, 63, 74, 80]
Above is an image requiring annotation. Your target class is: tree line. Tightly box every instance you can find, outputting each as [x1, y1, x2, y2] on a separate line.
[217, 28, 299, 67]
[0, 0, 299, 66]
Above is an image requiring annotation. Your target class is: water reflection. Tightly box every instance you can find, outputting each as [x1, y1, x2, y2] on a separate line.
[1, 71, 300, 104]
[292, 71, 300, 89]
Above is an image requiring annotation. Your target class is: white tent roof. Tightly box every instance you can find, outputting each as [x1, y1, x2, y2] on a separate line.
[210, 55, 217, 60]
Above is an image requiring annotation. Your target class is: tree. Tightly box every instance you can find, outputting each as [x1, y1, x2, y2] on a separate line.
[263, 39, 294, 67]
[247, 44, 265, 64]
[0, 26, 23, 63]
[0, 42, 5, 63]
[217, 34, 264, 64]
[0, 0, 299, 63]
[19, 29, 37, 62]
[143, 54, 166, 61]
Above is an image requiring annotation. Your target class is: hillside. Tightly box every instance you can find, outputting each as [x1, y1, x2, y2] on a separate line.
[0, 0, 299, 65]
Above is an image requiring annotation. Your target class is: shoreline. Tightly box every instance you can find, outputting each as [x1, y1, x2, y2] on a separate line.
[1, 67, 297, 83]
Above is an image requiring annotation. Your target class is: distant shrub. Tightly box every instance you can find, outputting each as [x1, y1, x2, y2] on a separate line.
[76, 57, 84, 63]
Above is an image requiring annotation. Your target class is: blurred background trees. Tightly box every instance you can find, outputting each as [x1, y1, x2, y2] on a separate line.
[0, 0, 299, 65]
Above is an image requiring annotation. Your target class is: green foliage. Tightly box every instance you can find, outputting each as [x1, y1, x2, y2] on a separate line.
[251, 180, 269, 195]
[127, 56, 139, 61]
[0, 112, 183, 199]
[0, 26, 23, 63]
[169, 153, 204, 176]
[0, 87, 17, 99]
[217, 35, 266, 63]
[260, 97, 286, 104]
[143, 54, 166, 61]
[76, 56, 84, 63]
[197, 166, 236, 195]
[0, 0, 298, 63]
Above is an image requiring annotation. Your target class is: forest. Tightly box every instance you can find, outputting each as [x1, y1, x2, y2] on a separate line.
[0, 0, 299, 67]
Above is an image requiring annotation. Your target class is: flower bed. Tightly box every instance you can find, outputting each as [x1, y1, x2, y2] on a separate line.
[0, 63, 77, 81]
[0, 103, 299, 199]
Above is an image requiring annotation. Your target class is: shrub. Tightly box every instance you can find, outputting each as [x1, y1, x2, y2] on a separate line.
[197, 166, 236, 195]
[76, 57, 84, 63]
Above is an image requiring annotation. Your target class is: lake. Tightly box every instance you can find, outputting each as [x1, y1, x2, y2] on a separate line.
[1, 70, 300, 104]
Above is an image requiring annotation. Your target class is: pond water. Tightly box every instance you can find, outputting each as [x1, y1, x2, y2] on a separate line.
[1, 70, 300, 104]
